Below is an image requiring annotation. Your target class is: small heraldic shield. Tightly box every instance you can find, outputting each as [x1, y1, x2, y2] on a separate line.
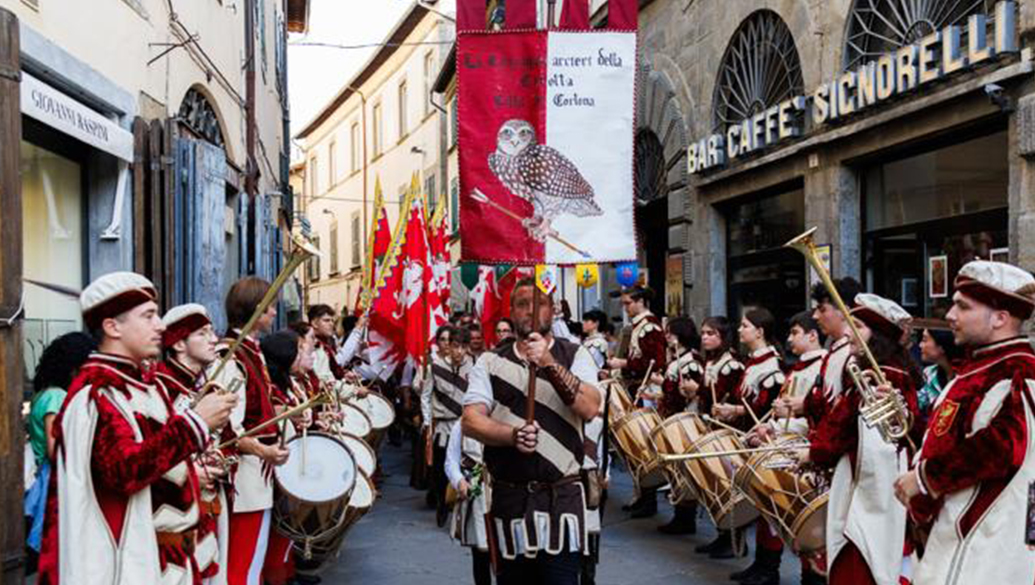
[932, 400, 960, 437]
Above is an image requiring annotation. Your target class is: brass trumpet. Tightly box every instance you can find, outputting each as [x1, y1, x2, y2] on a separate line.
[784, 227, 913, 444]
[197, 232, 322, 402]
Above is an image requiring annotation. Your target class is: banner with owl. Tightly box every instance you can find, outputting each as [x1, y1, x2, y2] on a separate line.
[457, 29, 637, 266]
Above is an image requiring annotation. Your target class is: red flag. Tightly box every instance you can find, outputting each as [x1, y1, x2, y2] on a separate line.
[457, 0, 486, 32]
[560, 0, 589, 29]
[608, 0, 637, 30]
[471, 267, 501, 346]
[506, 0, 537, 28]
[428, 216, 451, 340]
[399, 183, 432, 366]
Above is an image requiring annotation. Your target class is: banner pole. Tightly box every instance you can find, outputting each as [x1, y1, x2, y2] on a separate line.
[525, 284, 539, 425]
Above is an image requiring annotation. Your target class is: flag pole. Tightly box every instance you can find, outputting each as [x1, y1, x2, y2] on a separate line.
[525, 271, 540, 425]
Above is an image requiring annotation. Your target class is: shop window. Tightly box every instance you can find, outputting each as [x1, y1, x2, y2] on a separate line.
[21, 141, 84, 380]
[863, 129, 1008, 318]
[724, 184, 806, 335]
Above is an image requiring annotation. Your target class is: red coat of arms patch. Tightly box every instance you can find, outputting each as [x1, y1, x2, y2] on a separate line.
[932, 400, 960, 437]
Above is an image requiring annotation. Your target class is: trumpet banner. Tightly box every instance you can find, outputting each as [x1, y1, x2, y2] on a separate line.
[457, 29, 637, 265]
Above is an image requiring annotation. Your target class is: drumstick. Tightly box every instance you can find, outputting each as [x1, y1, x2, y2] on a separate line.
[301, 424, 308, 477]
[701, 414, 747, 436]
[634, 359, 656, 403]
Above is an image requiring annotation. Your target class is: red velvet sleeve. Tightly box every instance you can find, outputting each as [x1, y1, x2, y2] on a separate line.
[920, 378, 1027, 497]
[808, 388, 860, 469]
[747, 370, 785, 420]
[803, 385, 827, 428]
[623, 330, 667, 382]
[659, 377, 686, 418]
[91, 393, 205, 495]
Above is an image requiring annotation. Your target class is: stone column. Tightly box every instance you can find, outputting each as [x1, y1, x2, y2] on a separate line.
[804, 160, 861, 282]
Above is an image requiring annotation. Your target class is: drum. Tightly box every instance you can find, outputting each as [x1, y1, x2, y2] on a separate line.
[605, 380, 634, 426]
[301, 471, 376, 566]
[352, 392, 395, 450]
[340, 432, 377, 477]
[650, 413, 708, 504]
[273, 433, 357, 550]
[682, 429, 759, 529]
[732, 433, 828, 552]
[610, 409, 666, 490]
[339, 403, 373, 439]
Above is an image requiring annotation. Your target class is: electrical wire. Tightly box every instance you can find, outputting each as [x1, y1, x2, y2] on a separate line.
[289, 40, 454, 50]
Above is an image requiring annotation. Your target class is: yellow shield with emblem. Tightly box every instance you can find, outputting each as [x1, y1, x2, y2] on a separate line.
[575, 263, 599, 288]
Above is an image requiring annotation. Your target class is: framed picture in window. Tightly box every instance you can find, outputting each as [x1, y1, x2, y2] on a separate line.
[929, 255, 948, 299]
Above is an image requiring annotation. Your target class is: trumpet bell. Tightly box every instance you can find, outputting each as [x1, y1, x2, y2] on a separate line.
[291, 232, 323, 259]
[784, 226, 819, 250]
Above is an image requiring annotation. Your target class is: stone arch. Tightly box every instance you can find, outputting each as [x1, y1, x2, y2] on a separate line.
[636, 61, 689, 211]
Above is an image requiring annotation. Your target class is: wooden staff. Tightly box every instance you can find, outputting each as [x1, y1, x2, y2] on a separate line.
[525, 286, 541, 425]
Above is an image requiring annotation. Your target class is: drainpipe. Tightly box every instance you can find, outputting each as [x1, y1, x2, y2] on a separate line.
[245, 0, 258, 273]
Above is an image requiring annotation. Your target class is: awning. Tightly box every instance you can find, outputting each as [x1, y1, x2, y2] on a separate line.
[20, 72, 134, 162]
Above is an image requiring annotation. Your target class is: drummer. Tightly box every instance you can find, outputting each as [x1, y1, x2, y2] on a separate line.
[752, 311, 827, 585]
[258, 330, 312, 585]
[650, 316, 705, 536]
[606, 285, 666, 519]
[715, 308, 785, 580]
[695, 316, 744, 558]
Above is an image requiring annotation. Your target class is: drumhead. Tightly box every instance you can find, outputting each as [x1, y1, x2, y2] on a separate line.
[341, 433, 376, 476]
[340, 404, 372, 437]
[275, 433, 357, 503]
[354, 393, 395, 429]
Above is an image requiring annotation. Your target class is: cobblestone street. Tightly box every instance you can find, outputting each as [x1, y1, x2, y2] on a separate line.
[322, 442, 802, 584]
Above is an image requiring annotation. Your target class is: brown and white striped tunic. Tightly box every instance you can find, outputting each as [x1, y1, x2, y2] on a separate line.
[464, 338, 600, 559]
[422, 352, 474, 447]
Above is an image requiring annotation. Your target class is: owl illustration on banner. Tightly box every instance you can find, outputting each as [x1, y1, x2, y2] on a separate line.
[488, 119, 603, 242]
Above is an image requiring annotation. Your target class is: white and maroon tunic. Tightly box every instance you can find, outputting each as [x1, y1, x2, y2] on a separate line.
[910, 337, 1035, 585]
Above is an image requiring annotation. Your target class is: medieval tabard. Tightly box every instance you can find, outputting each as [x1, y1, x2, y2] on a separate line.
[728, 346, 784, 430]
[771, 348, 826, 436]
[312, 335, 345, 383]
[701, 350, 744, 417]
[422, 351, 475, 448]
[803, 335, 852, 428]
[464, 338, 599, 560]
[581, 332, 609, 369]
[621, 311, 666, 401]
[809, 361, 919, 585]
[659, 349, 705, 417]
[910, 337, 1035, 585]
[155, 359, 228, 583]
[208, 330, 278, 513]
[42, 353, 211, 585]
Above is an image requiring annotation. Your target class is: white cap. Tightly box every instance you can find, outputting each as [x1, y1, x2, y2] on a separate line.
[955, 260, 1035, 319]
[852, 292, 912, 338]
[80, 272, 157, 329]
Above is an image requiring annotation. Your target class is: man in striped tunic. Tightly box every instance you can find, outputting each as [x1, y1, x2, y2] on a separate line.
[463, 278, 602, 585]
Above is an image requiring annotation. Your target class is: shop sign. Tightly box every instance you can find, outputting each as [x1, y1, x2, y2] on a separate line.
[20, 72, 134, 162]
[688, 1, 1017, 175]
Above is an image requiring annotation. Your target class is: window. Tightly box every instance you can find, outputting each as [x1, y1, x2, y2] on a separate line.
[21, 140, 84, 379]
[450, 177, 460, 234]
[398, 80, 408, 140]
[329, 219, 339, 275]
[328, 140, 337, 187]
[309, 156, 319, 196]
[309, 235, 321, 281]
[424, 52, 435, 117]
[425, 172, 437, 215]
[450, 97, 458, 149]
[351, 211, 362, 268]
[350, 122, 360, 173]
[398, 184, 408, 216]
[372, 102, 383, 156]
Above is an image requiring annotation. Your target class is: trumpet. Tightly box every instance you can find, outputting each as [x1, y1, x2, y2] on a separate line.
[196, 232, 322, 404]
[785, 227, 913, 444]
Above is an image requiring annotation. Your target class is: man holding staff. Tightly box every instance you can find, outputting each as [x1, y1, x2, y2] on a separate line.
[462, 277, 601, 585]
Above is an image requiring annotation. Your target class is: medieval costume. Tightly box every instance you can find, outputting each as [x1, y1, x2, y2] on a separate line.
[421, 347, 475, 525]
[444, 422, 492, 585]
[909, 261, 1035, 585]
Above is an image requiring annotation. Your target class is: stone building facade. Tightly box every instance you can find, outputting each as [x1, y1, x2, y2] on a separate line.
[632, 0, 1035, 330]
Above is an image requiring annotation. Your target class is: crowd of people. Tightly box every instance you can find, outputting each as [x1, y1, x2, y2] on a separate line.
[18, 256, 1035, 585]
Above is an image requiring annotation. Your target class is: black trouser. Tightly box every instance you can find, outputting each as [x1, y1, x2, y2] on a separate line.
[472, 549, 492, 585]
[580, 532, 601, 585]
[497, 550, 581, 585]
[432, 444, 448, 512]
